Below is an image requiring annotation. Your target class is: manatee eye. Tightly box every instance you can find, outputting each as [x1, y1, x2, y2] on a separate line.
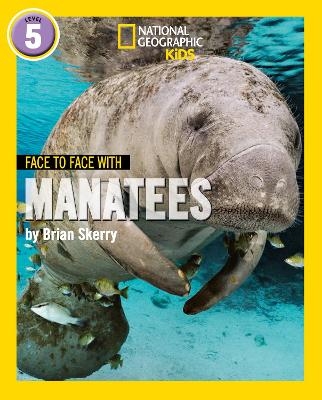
[188, 110, 210, 131]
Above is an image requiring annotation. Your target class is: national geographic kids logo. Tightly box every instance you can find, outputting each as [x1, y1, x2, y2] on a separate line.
[117, 24, 203, 60]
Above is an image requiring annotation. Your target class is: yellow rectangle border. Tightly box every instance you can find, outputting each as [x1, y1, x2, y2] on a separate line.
[0, 0, 321, 399]
[118, 23, 136, 49]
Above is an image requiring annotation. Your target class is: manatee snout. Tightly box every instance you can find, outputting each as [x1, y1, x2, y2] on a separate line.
[207, 144, 299, 232]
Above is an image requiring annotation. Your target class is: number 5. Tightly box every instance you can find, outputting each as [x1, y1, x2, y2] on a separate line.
[25, 24, 41, 49]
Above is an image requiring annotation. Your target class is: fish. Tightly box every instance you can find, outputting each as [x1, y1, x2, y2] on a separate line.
[30, 220, 47, 230]
[107, 354, 123, 370]
[24, 243, 34, 249]
[26, 266, 36, 272]
[93, 292, 103, 301]
[17, 202, 27, 214]
[267, 234, 285, 249]
[98, 299, 114, 308]
[79, 332, 95, 347]
[29, 253, 42, 266]
[58, 284, 72, 296]
[179, 254, 202, 280]
[31, 302, 86, 326]
[94, 278, 129, 299]
[284, 253, 304, 268]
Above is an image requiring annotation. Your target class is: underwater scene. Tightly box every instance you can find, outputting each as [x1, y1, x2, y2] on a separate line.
[17, 17, 304, 380]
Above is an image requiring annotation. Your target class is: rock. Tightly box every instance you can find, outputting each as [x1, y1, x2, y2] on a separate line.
[151, 291, 171, 309]
[254, 334, 267, 347]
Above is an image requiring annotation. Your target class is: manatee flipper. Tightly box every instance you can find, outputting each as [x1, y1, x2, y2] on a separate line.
[92, 219, 190, 296]
[183, 230, 267, 314]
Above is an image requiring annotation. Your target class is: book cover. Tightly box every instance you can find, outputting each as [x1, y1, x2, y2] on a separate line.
[0, 0, 320, 397]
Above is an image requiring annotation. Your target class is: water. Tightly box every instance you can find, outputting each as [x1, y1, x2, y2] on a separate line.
[17, 17, 304, 380]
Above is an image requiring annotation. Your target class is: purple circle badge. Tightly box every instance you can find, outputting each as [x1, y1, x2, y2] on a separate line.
[8, 8, 60, 60]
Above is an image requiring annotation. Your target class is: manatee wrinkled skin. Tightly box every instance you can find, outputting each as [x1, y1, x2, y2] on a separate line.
[19, 56, 301, 380]
[37, 56, 300, 287]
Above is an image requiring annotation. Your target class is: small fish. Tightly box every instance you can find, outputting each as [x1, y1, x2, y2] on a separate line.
[94, 278, 129, 299]
[267, 234, 285, 249]
[17, 202, 27, 214]
[284, 253, 304, 268]
[38, 244, 48, 256]
[31, 302, 86, 326]
[107, 354, 123, 370]
[58, 284, 72, 296]
[29, 253, 42, 266]
[17, 247, 21, 254]
[93, 292, 103, 301]
[26, 266, 36, 272]
[24, 243, 34, 249]
[98, 299, 114, 308]
[30, 220, 47, 230]
[17, 273, 21, 281]
[180, 254, 202, 280]
[79, 332, 95, 347]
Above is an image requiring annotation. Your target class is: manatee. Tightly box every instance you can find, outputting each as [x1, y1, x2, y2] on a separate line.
[18, 56, 301, 379]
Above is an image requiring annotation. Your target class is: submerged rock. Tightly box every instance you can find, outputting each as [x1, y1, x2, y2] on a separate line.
[254, 334, 267, 347]
[151, 291, 171, 309]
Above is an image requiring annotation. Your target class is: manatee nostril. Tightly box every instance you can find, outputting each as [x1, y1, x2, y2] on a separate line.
[250, 175, 264, 189]
[276, 179, 287, 192]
